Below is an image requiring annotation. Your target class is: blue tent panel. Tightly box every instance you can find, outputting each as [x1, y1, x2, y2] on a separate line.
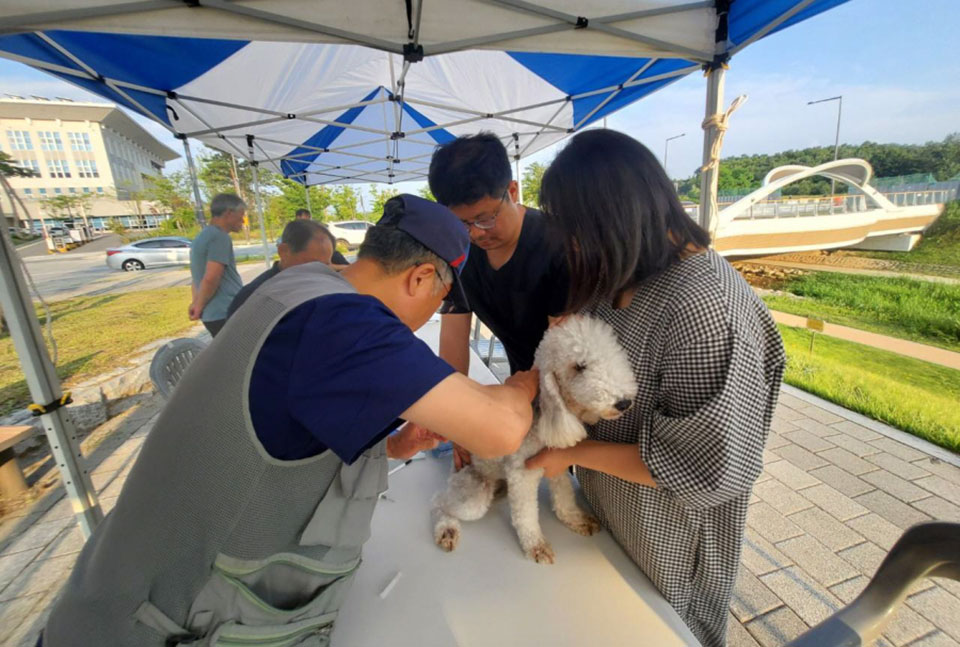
[280, 87, 384, 179]
[729, 0, 851, 47]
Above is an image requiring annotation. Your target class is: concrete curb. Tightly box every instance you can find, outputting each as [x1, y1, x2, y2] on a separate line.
[1, 325, 210, 451]
[782, 383, 960, 468]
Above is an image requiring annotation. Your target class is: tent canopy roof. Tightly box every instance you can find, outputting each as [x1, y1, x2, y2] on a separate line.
[0, 1, 849, 185]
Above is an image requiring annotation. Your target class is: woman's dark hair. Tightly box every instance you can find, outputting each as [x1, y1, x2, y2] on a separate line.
[540, 129, 710, 312]
[428, 132, 512, 207]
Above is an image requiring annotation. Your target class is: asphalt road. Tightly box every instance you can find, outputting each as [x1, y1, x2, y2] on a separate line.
[17, 237, 272, 302]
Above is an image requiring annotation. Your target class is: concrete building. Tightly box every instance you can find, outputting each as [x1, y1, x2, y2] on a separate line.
[0, 96, 178, 232]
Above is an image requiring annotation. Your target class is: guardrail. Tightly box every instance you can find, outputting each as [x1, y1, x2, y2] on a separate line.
[719, 187, 956, 221]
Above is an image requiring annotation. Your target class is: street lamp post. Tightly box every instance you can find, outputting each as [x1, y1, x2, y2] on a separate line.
[664, 132, 685, 189]
[807, 95, 843, 200]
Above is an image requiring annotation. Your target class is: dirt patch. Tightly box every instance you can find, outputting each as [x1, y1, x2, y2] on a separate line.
[762, 250, 960, 278]
[734, 262, 807, 290]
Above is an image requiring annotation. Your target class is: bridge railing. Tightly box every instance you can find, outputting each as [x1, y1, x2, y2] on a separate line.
[723, 188, 956, 221]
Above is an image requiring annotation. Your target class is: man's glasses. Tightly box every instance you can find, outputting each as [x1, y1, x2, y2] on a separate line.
[462, 188, 509, 231]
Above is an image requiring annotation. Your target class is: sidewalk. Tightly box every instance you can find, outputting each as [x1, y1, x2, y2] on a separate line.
[770, 310, 960, 371]
[1, 388, 958, 646]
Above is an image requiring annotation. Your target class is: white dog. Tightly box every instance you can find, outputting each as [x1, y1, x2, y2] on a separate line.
[432, 315, 638, 564]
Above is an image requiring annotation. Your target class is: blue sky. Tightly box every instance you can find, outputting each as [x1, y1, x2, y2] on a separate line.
[1, 0, 957, 198]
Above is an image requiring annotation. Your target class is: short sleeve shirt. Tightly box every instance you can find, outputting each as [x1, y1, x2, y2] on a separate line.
[441, 207, 569, 373]
[248, 293, 455, 463]
[190, 225, 243, 321]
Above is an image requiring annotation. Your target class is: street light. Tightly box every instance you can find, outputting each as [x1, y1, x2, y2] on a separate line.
[663, 132, 685, 179]
[807, 95, 843, 198]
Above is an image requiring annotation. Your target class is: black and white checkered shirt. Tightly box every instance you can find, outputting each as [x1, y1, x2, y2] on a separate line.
[578, 250, 785, 647]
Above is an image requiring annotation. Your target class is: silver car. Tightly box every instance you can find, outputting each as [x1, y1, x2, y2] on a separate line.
[105, 236, 192, 271]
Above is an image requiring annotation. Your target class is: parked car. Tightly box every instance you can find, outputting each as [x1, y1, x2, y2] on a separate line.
[326, 220, 372, 248]
[105, 236, 192, 271]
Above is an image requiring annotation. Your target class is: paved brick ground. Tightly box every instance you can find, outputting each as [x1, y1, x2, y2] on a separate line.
[1, 387, 958, 647]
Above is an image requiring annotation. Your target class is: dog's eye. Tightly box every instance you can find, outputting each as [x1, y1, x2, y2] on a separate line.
[574, 362, 587, 373]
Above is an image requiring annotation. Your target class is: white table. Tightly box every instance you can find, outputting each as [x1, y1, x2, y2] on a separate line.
[332, 320, 699, 646]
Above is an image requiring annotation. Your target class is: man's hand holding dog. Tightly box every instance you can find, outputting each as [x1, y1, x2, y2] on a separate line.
[387, 422, 445, 460]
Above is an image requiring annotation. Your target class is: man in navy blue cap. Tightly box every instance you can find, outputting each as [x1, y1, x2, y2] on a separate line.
[37, 194, 538, 647]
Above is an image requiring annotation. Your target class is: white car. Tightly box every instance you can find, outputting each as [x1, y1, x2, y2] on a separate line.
[105, 236, 192, 271]
[326, 220, 372, 248]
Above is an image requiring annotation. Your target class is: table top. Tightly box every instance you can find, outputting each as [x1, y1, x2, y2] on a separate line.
[330, 318, 699, 646]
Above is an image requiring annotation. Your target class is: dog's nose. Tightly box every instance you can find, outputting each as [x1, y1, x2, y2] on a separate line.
[614, 398, 633, 412]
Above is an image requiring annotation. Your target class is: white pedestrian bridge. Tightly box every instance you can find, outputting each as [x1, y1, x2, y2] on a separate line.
[706, 159, 951, 258]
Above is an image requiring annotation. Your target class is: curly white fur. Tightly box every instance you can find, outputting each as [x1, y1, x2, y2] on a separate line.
[433, 315, 638, 563]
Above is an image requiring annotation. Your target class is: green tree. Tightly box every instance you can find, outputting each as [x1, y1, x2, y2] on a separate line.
[417, 185, 436, 202]
[521, 162, 547, 207]
[329, 185, 361, 221]
[369, 185, 399, 218]
[144, 172, 199, 235]
[40, 193, 93, 230]
[0, 151, 38, 178]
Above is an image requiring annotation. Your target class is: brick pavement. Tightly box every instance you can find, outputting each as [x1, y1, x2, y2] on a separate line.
[0, 387, 958, 646]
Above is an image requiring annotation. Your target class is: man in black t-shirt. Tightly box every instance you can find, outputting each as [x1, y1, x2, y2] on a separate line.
[429, 133, 569, 469]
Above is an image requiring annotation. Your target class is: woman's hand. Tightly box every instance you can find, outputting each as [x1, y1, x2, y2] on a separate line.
[525, 446, 573, 478]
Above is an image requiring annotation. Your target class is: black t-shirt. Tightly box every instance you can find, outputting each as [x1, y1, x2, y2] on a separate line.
[441, 207, 569, 373]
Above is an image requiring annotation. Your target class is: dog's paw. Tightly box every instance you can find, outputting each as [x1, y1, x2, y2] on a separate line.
[525, 541, 555, 564]
[562, 514, 602, 537]
[436, 526, 460, 552]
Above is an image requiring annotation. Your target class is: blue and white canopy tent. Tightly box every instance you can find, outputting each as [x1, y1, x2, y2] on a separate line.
[0, 1, 849, 536]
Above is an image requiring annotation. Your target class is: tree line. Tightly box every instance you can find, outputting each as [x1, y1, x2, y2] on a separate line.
[675, 133, 960, 199]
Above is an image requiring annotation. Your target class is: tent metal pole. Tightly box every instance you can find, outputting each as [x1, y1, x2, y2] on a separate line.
[180, 136, 206, 227]
[305, 181, 312, 215]
[699, 64, 725, 239]
[513, 134, 523, 204]
[247, 136, 272, 270]
[0, 229, 102, 539]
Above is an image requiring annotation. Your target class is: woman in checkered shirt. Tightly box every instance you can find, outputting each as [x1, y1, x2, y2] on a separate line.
[527, 129, 786, 647]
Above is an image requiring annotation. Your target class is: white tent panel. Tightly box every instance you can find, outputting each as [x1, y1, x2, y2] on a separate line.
[1, 0, 717, 59]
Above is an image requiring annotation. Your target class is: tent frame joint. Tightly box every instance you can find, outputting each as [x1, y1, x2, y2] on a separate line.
[390, 131, 405, 140]
[403, 42, 424, 63]
[575, 16, 589, 29]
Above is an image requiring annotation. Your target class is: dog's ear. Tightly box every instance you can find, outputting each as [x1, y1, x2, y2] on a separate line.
[537, 371, 587, 449]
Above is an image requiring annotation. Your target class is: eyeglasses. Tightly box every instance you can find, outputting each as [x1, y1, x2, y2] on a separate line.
[462, 188, 509, 231]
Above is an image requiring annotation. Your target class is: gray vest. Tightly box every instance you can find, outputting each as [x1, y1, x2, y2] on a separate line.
[45, 263, 388, 647]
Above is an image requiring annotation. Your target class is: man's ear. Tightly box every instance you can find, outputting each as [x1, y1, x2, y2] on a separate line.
[406, 263, 436, 297]
[507, 179, 519, 204]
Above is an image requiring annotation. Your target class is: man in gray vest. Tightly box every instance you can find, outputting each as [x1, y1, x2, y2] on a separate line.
[41, 195, 537, 646]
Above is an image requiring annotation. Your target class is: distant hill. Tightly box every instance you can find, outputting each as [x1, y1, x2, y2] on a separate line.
[676, 133, 960, 199]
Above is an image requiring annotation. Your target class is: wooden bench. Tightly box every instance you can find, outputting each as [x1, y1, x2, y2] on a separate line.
[0, 425, 34, 497]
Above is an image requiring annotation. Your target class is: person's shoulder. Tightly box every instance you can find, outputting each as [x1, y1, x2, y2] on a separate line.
[299, 292, 398, 326]
[660, 251, 771, 345]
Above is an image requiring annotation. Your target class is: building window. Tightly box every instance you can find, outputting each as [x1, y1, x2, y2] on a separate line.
[68, 132, 93, 152]
[76, 159, 99, 178]
[47, 159, 71, 178]
[6, 130, 32, 150]
[96, 187, 104, 194]
[23, 188, 33, 196]
[82, 187, 91, 193]
[38, 188, 47, 195]
[54, 187, 62, 194]
[17, 159, 41, 175]
[38, 131, 63, 151]
[68, 188, 77, 194]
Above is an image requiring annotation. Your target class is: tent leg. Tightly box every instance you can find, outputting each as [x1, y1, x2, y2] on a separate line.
[0, 228, 102, 538]
[699, 65, 726, 240]
[305, 182, 312, 216]
[249, 157, 271, 270]
[515, 158, 523, 205]
[180, 136, 206, 227]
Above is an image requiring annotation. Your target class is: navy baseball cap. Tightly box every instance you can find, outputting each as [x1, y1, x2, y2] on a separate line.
[377, 194, 470, 306]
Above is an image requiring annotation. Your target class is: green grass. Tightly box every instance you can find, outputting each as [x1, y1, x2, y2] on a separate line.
[854, 200, 960, 270]
[762, 272, 960, 353]
[779, 325, 960, 453]
[0, 287, 195, 416]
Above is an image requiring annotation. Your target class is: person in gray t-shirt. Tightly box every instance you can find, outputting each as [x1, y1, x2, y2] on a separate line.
[189, 193, 246, 336]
